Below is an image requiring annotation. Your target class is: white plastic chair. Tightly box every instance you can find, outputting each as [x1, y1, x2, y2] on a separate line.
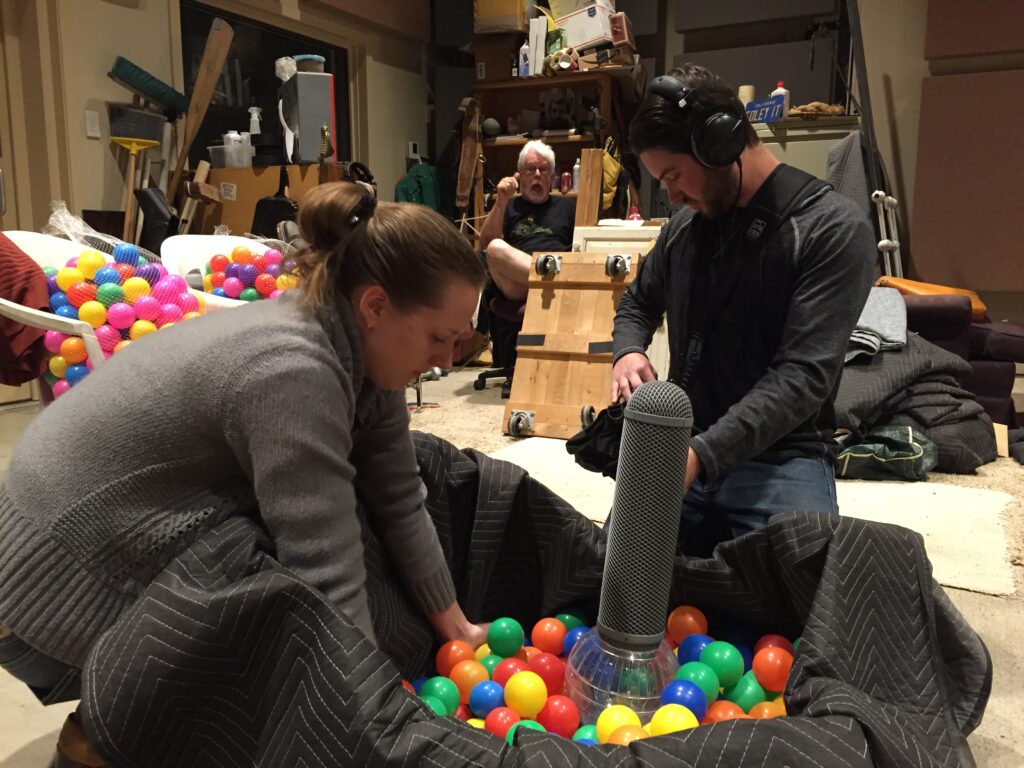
[161, 234, 273, 311]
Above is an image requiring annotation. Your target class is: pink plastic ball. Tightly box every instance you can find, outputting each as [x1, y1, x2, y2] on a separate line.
[133, 295, 161, 322]
[151, 278, 180, 304]
[65, 257, 79, 268]
[106, 302, 136, 330]
[166, 275, 188, 293]
[154, 265, 169, 279]
[52, 379, 70, 398]
[269, 289, 284, 299]
[177, 292, 200, 314]
[94, 324, 121, 352]
[158, 303, 184, 327]
[44, 330, 68, 354]
[263, 248, 283, 265]
[222, 276, 244, 298]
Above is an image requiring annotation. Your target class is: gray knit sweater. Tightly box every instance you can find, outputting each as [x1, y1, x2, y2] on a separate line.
[0, 294, 456, 667]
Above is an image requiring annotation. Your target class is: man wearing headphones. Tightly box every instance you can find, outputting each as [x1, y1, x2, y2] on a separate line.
[611, 63, 876, 556]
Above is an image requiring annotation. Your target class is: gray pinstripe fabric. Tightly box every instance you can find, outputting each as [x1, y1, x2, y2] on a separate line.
[80, 433, 989, 767]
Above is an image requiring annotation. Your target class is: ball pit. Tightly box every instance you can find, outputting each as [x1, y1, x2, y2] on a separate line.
[412, 608, 796, 746]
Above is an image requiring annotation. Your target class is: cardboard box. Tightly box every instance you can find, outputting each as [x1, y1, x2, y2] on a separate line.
[609, 11, 635, 50]
[474, 33, 523, 81]
[555, 0, 615, 52]
[577, 44, 635, 70]
[474, 0, 531, 34]
[548, 0, 611, 18]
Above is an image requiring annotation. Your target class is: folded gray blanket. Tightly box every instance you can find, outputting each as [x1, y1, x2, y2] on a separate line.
[846, 286, 908, 362]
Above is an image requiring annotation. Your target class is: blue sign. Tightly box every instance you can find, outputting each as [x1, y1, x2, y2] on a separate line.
[745, 94, 787, 124]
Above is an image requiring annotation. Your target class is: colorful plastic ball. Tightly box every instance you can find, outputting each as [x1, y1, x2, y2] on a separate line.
[56, 267, 86, 292]
[649, 703, 699, 736]
[44, 331, 68, 354]
[503, 670, 547, 719]
[454, 704, 473, 721]
[419, 676, 459, 716]
[43, 266, 58, 277]
[64, 364, 89, 386]
[400, 679, 415, 694]
[93, 266, 121, 286]
[269, 289, 284, 299]
[483, 706, 520, 739]
[667, 605, 708, 645]
[239, 287, 260, 302]
[536, 694, 579, 738]
[518, 646, 541, 663]
[114, 263, 135, 283]
[754, 634, 795, 656]
[678, 633, 713, 665]
[505, 720, 545, 745]
[419, 694, 447, 717]
[608, 724, 646, 745]
[660, 679, 707, 721]
[723, 670, 767, 713]
[222, 277, 244, 299]
[76, 250, 107, 279]
[231, 245, 253, 264]
[703, 700, 746, 724]
[436, 640, 475, 677]
[491, 657, 528, 687]
[48, 355, 68, 378]
[59, 337, 87, 365]
[46, 275, 60, 296]
[129, 319, 158, 340]
[77, 301, 107, 329]
[137, 255, 149, 266]
[238, 263, 260, 287]
[562, 625, 587, 657]
[224, 262, 240, 280]
[255, 273, 277, 296]
[596, 705, 642, 744]
[252, 255, 269, 273]
[528, 652, 565, 696]
[55, 305, 78, 320]
[752, 646, 793, 693]
[135, 263, 161, 285]
[96, 282, 125, 308]
[449, 660, 489, 704]
[122, 276, 152, 303]
[264, 263, 282, 279]
[106, 303, 136, 330]
[211, 287, 227, 297]
[158, 303, 184, 327]
[467, 718, 485, 729]
[530, 618, 567, 656]
[66, 282, 97, 308]
[487, 618, 525, 659]
[263, 248, 283, 265]
[132, 295, 161, 322]
[747, 699, 786, 719]
[94, 325, 120, 353]
[676, 661, 720, 704]
[49, 292, 70, 311]
[113, 339, 132, 354]
[113, 242, 140, 266]
[151, 278, 180, 304]
[282, 258, 297, 273]
[154, 264, 169, 280]
[276, 274, 298, 290]
[474, 643, 491, 660]
[65, 257, 79, 267]
[210, 254, 230, 273]
[178, 292, 201, 314]
[572, 724, 598, 743]
[51, 379, 70, 398]
[700, 641, 744, 689]
[468, 680, 505, 718]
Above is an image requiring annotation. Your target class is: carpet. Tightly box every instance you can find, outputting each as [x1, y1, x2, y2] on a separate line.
[490, 437, 1015, 596]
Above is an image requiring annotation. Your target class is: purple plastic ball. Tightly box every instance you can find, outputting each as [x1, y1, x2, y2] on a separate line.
[224, 263, 240, 279]
[46, 275, 60, 295]
[264, 264, 282, 278]
[238, 263, 259, 287]
[135, 264, 160, 285]
[282, 258, 297, 273]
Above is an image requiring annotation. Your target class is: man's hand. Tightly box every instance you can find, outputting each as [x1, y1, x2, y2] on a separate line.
[610, 352, 657, 402]
[684, 447, 701, 492]
[496, 174, 519, 204]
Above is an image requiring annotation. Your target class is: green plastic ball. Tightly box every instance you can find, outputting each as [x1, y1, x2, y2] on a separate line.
[699, 640, 744, 689]
[419, 676, 459, 716]
[239, 287, 260, 302]
[506, 719, 545, 744]
[487, 617, 525, 658]
[420, 694, 447, 716]
[676, 661, 720, 704]
[723, 670, 767, 713]
[43, 266, 58, 277]
[555, 611, 586, 631]
[480, 654, 503, 677]
[96, 283, 125, 308]
[137, 256, 149, 266]
[572, 724, 598, 743]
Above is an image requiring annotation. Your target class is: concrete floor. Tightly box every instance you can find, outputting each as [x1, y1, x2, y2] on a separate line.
[0, 373, 1022, 766]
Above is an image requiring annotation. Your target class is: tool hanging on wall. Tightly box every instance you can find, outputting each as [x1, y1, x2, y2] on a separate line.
[871, 190, 903, 277]
[107, 103, 165, 242]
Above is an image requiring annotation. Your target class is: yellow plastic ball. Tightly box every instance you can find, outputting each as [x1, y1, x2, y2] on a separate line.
[113, 340, 132, 354]
[475, 643, 492, 660]
[56, 267, 85, 292]
[608, 724, 647, 745]
[193, 293, 206, 312]
[648, 704, 699, 736]
[77, 300, 107, 329]
[76, 250, 107, 280]
[48, 355, 68, 378]
[596, 705, 641, 744]
[122, 276, 151, 303]
[182, 311, 202, 321]
[503, 670, 547, 719]
[467, 718, 486, 729]
[129, 320, 158, 340]
[202, 274, 214, 292]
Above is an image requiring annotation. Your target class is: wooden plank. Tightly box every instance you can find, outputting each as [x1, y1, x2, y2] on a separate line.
[574, 148, 604, 227]
[515, 334, 613, 355]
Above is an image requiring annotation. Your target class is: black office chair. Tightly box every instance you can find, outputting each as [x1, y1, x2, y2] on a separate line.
[474, 292, 525, 399]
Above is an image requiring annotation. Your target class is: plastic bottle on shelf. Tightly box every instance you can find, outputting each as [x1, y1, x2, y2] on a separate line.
[519, 41, 530, 78]
[771, 81, 791, 117]
[572, 157, 581, 192]
[561, 169, 572, 192]
[511, 52, 518, 78]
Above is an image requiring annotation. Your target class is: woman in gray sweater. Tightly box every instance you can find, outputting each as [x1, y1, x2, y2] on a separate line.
[0, 183, 486, 721]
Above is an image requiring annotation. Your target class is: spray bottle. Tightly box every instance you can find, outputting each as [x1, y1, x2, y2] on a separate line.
[248, 106, 263, 135]
[771, 81, 791, 117]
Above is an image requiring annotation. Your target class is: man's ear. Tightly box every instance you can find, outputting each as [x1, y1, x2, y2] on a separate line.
[356, 284, 389, 328]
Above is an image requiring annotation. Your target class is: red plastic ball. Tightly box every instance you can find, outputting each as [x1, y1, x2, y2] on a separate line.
[66, 282, 97, 308]
[536, 695, 579, 738]
[435, 640, 475, 678]
[114, 263, 135, 283]
[531, 618, 568, 656]
[455, 703, 473, 721]
[210, 271, 227, 288]
[751, 647, 793, 693]
[753, 634, 795, 656]
[528, 652, 565, 696]
[255, 273, 277, 296]
[484, 706, 521, 738]
[666, 605, 708, 645]
[703, 700, 746, 724]
[252, 255, 269, 273]
[491, 658, 529, 687]
[210, 254, 230, 273]
[400, 679, 415, 694]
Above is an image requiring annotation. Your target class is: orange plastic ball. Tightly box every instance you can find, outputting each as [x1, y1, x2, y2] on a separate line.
[666, 605, 708, 645]
[531, 618, 568, 656]
[751, 647, 794, 693]
[520, 646, 542, 663]
[607, 724, 647, 745]
[449, 660, 489, 704]
[747, 700, 785, 719]
[703, 700, 746, 724]
[231, 245, 253, 264]
[59, 337, 87, 365]
[435, 640, 475, 677]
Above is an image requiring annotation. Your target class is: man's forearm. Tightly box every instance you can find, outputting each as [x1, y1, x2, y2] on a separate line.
[479, 199, 507, 250]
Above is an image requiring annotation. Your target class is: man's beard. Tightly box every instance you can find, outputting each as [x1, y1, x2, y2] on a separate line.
[701, 165, 740, 219]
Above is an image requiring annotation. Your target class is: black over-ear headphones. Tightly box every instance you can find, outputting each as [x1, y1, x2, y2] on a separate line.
[647, 75, 748, 168]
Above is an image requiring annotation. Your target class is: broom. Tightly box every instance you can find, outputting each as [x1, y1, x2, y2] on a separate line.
[107, 103, 165, 242]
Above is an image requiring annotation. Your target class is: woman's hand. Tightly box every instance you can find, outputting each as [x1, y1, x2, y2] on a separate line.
[428, 602, 490, 651]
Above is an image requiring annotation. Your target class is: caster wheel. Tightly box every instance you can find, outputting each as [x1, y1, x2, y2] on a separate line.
[580, 405, 596, 429]
[473, 379, 486, 391]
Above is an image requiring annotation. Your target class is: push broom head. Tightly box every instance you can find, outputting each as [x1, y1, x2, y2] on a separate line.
[108, 57, 189, 121]
[107, 102, 165, 154]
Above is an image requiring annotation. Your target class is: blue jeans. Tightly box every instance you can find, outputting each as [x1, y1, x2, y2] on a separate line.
[0, 623, 80, 704]
[679, 457, 838, 557]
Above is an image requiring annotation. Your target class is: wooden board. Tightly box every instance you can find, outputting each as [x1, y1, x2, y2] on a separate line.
[502, 250, 644, 438]
[196, 165, 320, 235]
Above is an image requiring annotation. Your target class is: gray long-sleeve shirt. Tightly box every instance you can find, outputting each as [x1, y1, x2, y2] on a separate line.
[613, 169, 877, 483]
[0, 294, 455, 666]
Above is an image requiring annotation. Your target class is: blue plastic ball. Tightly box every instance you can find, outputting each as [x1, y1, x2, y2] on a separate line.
[49, 292, 70, 311]
[411, 677, 428, 694]
[55, 305, 78, 319]
[211, 287, 227, 297]
[65, 364, 89, 386]
[576, 739, 598, 746]
[468, 680, 505, 718]
[734, 642, 754, 672]
[562, 626, 588, 657]
[93, 266, 121, 285]
[113, 243, 140, 266]
[678, 633, 714, 665]
[659, 679, 707, 721]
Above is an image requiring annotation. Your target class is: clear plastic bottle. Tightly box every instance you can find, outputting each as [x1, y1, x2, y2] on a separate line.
[519, 41, 530, 78]
[771, 80, 791, 117]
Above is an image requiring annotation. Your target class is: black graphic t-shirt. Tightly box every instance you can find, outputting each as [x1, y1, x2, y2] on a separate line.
[503, 196, 577, 254]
